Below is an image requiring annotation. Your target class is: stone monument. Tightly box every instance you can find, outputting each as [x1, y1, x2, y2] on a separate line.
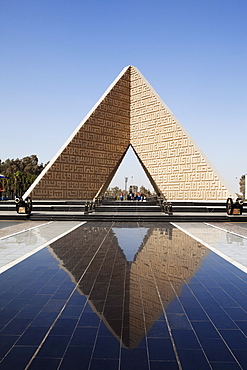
[24, 66, 233, 201]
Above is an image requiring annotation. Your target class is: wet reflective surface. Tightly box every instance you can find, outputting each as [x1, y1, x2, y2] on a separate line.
[0, 222, 247, 369]
[173, 222, 247, 270]
[0, 221, 82, 272]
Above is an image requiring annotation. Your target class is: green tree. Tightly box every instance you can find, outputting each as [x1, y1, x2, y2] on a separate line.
[0, 155, 46, 199]
[140, 185, 151, 197]
[111, 186, 121, 199]
[239, 175, 245, 200]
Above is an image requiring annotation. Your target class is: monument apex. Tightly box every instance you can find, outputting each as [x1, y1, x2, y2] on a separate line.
[23, 66, 233, 201]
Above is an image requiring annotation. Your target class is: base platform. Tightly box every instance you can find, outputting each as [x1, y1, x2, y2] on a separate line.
[0, 200, 246, 222]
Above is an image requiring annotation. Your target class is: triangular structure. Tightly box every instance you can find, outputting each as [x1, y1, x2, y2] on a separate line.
[48, 224, 209, 349]
[112, 227, 149, 262]
[108, 144, 156, 193]
[24, 66, 233, 201]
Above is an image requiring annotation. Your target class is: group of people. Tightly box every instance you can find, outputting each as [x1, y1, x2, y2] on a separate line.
[119, 193, 146, 201]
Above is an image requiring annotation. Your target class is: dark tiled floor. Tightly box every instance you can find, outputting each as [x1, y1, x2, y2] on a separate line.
[0, 221, 246, 369]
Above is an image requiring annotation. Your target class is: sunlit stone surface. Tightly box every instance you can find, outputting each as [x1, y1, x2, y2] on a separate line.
[25, 66, 232, 201]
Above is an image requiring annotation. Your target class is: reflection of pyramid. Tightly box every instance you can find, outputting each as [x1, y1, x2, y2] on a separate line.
[112, 227, 149, 262]
[24, 65, 233, 201]
[49, 223, 209, 349]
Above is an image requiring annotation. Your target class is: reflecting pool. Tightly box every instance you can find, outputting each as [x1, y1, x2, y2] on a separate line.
[0, 222, 246, 369]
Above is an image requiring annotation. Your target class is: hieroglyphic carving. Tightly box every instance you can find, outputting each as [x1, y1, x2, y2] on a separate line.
[130, 67, 230, 200]
[29, 68, 130, 200]
[25, 65, 232, 200]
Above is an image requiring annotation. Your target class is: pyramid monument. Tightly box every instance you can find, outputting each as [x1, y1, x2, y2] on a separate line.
[24, 65, 233, 201]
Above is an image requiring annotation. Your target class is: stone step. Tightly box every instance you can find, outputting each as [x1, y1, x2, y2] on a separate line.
[97, 206, 161, 212]
[1, 210, 246, 222]
[27, 213, 232, 222]
[41, 204, 245, 214]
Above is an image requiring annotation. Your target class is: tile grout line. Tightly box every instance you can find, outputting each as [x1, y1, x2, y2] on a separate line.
[205, 222, 247, 240]
[197, 264, 245, 368]
[24, 223, 113, 370]
[83, 224, 121, 369]
[0, 221, 53, 240]
[0, 222, 87, 365]
[0, 222, 86, 274]
[56, 224, 115, 369]
[171, 222, 247, 274]
[136, 221, 151, 370]
[175, 261, 244, 369]
[168, 224, 244, 369]
[137, 225, 182, 370]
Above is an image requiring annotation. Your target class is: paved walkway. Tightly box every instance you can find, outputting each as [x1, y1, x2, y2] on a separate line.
[0, 221, 47, 238]
[0, 221, 246, 369]
[1, 221, 247, 275]
[0, 221, 84, 273]
[172, 222, 247, 273]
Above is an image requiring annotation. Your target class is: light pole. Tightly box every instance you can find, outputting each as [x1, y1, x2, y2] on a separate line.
[244, 174, 247, 201]
[240, 173, 247, 201]
[125, 177, 128, 199]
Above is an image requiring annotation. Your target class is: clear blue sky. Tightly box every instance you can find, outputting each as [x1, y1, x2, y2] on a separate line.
[0, 0, 246, 193]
